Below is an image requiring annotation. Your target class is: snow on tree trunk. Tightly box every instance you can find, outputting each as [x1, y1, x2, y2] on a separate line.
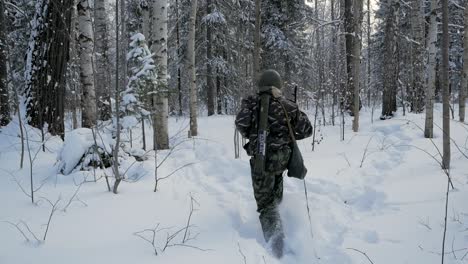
[78, 0, 97, 128]
[188, 0, 198, 136]
[0, 0, 10, 126]
[425, 0, 438, 137]
[410, 0, 425, 113]
[24, 0, 72, 137]
[94, 0, 112, 120]
[441, 0, 451, 170]
[151, 0, 169, 150]
[460, 2, 468, 123]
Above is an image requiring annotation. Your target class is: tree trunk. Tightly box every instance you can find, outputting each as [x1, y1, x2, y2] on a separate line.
[331, 0, 337, 126]
[94, 0, 112, 120]
[366, 0, 371, 109]
[460, 2, 468, 123]
[113, 0, 122, 194]
[253, 0, 261, 86]
[78, 0, 97, 128]
[151, 0, 169, 150]
[24, 0, 72, 137]
[425, 0, 438, 137]
[0, 0, 10, 126]
[381, 0, 398, 119]
[188, 0, 198, 136]
[175, 0, 183, 116]
[410, 0, 425, 113]
[120, 0, 128, 93]
[206, 0, 215, 116]
[344, 0, 354, 113]
[441, 0, 451, 170]
[352, 0, 363, 132]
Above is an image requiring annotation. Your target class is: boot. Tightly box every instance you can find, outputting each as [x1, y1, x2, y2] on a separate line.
[259, 207, 284, 258]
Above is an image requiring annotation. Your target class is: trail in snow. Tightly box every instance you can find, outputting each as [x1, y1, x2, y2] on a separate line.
[1, 106, 468, 264]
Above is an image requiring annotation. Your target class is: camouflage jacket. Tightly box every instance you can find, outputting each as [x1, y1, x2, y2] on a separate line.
[235, 88, 313, 155]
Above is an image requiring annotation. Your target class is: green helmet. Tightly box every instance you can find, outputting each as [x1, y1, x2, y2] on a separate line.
[258, 70, 283, 90]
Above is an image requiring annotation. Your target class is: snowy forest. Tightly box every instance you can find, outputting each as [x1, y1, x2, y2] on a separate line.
[1, 0, 468, 263]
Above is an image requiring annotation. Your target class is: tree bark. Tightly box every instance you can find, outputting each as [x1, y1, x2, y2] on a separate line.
[94, 0, 112, 120]
[175, 0, 183, 116]
[188, 0, 198, 136]
[0, 0, 10, 126]
[113, 0, 122, 194]
[352, 0, 363, 132]
[441, 0, 451, 170]
[381, 0, 399, 119]
[253, 0, 261, 85]
[366, 0, 371, 109]
[460, 2, 468, 122]
[410, 0, 425, 113]
[151, 0, 169, 150]
[206, 0, 215, 116]
[78, 0, 97, 128]
[425, 0, 438, 137]
[24, 0, 72, 137]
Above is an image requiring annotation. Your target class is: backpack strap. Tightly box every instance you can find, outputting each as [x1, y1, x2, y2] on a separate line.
[277, 99, 296, 144]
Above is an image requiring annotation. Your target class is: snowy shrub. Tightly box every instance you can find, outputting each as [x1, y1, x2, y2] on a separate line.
[202, 9, 226, 25]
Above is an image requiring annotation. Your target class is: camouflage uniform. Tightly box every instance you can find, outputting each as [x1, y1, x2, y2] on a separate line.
[235, 84, 312, 255]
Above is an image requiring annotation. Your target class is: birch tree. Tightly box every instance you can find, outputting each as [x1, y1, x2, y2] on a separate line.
[188, 0, 198, 136]
[0, 0, 10, 126]
[78, 0, 97, 128]
[94, 0, 112, 120]
[151, 0, 169, 150]
[425, 0, 438, 137]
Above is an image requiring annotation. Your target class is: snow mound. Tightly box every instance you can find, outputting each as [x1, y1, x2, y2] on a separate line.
[59, 128, 114, 175]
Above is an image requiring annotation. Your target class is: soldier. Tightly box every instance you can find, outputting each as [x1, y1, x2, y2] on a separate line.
[235, 70, 312, 258]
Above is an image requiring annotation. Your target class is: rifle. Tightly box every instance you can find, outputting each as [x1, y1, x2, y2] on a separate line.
[253, 87, 271, 176]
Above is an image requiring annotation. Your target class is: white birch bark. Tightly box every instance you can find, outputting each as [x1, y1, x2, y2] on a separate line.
[78, 0, 97, 128]
[188, 0, 198, 136]
[425, 0, 438, 138]
[151, 0, 169, 150]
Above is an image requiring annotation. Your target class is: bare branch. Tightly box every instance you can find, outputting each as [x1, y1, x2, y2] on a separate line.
[347, 248, 374, 264]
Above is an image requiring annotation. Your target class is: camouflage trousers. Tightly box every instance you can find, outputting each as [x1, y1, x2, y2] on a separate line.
[250, 146, 291, 246]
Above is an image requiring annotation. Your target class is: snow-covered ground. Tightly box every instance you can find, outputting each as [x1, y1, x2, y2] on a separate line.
[1, 105, 468, 264]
